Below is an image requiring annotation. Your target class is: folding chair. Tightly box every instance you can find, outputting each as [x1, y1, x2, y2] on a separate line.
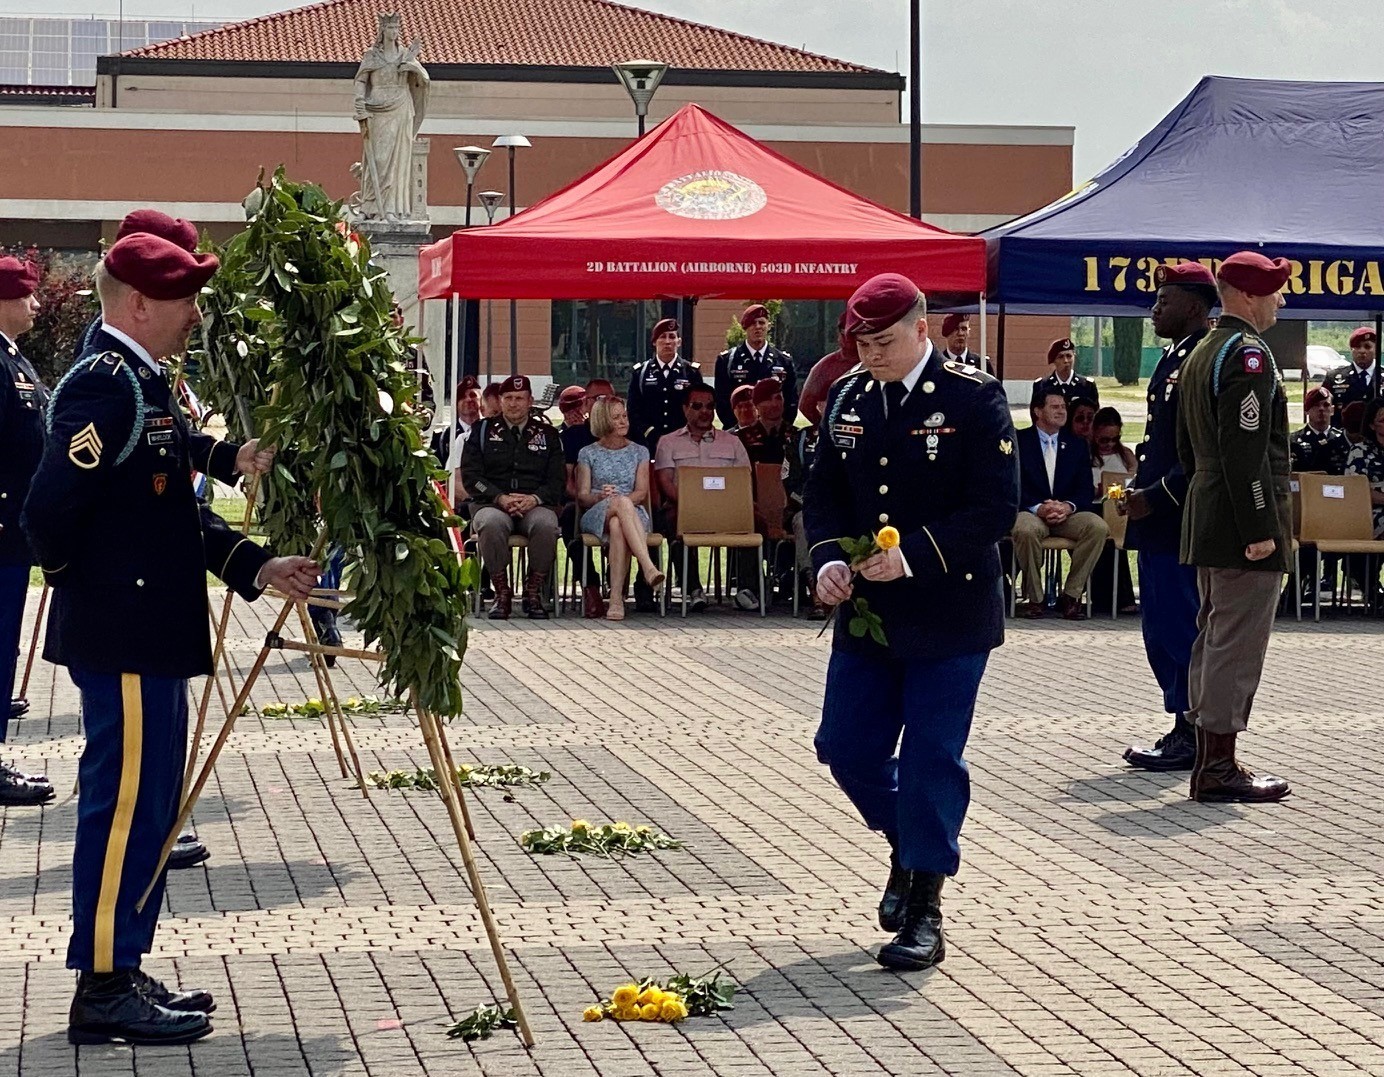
[1299, 472, 1384, 622]
[1007, 536, 1094, 617]
[579, 494, 668, 616]
[752, 462, 797, 614]
[675, 465, 763, 618]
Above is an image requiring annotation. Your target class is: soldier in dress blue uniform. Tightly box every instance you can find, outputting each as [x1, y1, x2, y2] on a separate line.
[0, 255, 57, 806]
[22, 233, 319, 1046]
[806, 273, 1018, 972]
[1320, 326, 1378, 431]
[1120, 262, 1216, 771]
[1032, 337, 1100, 410]
[1291, 385, 1350, 474]
[713, 304, 798, 428]
[627, 318, 704, 452]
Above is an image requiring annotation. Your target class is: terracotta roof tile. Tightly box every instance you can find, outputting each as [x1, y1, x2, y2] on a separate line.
[125, 0, 878, 74]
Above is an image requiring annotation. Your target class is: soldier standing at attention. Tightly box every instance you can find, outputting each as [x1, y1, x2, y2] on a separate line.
[806, 273, 1018, 971]
[1120, 263, 1216, 770]
[1320, 326, 1377, 431]
[22, 233, 320, 1045]
[0, 254, 56, 806]
[1032, 338, 1100, 410]
[714, 303, 797, 427]
[627, 318, 702, 453]
[1175, 250, 1293, 804]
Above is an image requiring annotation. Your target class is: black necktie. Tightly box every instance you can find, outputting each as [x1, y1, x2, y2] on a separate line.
[884, 381, 906, 417]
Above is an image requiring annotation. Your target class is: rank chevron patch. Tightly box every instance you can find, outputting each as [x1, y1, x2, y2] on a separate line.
[68, 422, 103, 469]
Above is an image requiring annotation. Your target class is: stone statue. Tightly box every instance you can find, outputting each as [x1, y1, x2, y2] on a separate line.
[352, 13, 430, 221]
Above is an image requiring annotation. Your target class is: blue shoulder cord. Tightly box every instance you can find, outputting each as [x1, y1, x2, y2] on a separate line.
[46, 352, 147, 466]
[1210, 332, 1246, 397]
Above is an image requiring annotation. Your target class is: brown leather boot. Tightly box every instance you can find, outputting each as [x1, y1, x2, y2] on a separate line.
[487, 573, 512, 620]
[1189, 727, 1291, 802]
[523, 572, 550, 620]
[582, 584, 606, 619]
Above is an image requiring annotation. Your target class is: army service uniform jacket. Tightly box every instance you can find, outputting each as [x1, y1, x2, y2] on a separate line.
[713, 342, 797, 428]
[627, 356, 704, 451]
[459, 416, 566, 508]
[0, 332, 50, 565]
[1125, 329, 1206, 555]
[1320, 361, 1376, 428]
[804, 352, 1019, 662]
[21, 330, 270, 678]
[1290, 424, 1350, 475]
[1031, 371, 1100, 410]
[1175, 315, 1292, 574]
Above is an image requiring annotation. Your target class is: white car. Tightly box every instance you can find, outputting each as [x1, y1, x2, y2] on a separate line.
[1305, 344, 1343, 380]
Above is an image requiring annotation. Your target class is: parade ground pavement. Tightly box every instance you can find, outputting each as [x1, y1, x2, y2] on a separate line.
[4, 593, 1384, 1077]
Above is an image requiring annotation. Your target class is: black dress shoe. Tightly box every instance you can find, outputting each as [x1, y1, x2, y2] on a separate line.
[68, 970, 213, 1046]
[9, 698, 28, 719]
[877, 872, 946, 971]
[633, 598, 659, 614]
[878, 848, 912, 932]
[1123, 722, 1196, 771]
[169, 835, 211, 870]
[133, 968, 216, 1014]
[0, 760, 50, 786]
[0, 767, 54, 807]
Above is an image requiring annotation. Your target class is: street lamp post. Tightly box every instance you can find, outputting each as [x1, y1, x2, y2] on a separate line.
[908, 0, 921, 219]
[492, 135, 531, 376]
[448, 146, 491, 417]
[479, 190, 505, 384]
[612, 60, 669, 364]
[453, 145, 490, 227]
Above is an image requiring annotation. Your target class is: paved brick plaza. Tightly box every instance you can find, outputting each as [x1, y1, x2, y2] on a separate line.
[3, 594, 1384, 1076]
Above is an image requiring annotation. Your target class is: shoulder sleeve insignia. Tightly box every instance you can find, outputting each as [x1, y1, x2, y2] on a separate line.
[1241, 347, 1264, 373]
[68, 422, 103, 469]
[943, 360, 985, 382]
[999, 437, 1013, 455]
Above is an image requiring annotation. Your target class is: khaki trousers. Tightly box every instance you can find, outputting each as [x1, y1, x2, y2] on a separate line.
[1012, 510, 1108, 604]
[1186, 567, 1283, 734]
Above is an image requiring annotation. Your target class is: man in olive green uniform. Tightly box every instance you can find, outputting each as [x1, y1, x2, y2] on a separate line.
[1175, 251, 1292, 803]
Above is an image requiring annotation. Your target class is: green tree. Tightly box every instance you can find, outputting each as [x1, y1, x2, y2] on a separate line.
[6, 248, 99, 386]
[724, 299, 784, 348]
[190, 169, 474, 716]
[1112, 317, 1144, 386]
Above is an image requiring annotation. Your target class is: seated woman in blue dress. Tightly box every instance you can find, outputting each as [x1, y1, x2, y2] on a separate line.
[576, 396, 667, 620]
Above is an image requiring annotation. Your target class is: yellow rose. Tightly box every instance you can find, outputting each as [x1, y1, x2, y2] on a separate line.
[660, 998, 688, 1022]
[876, 526, 901, 550]
[582, 1006, 604, 1022]
[637, 987, 660, 1006]
[570, 819, 590, 833]
[611, 984, 639, 1008]
[613, 821, 631, 831]
[640, 1003, 660, 1021]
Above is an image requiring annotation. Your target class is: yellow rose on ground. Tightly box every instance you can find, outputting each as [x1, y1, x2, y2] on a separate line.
[612, 984, 639, 1007]
[582, 1006, 604, 1022]
[637, 987, 659, 1006]
[876, 525, 901, 550]
[660, 998, 688, 1022]
[613, 821, 631, 831]
[640, 1003, 660, 1021]
[571, 819, 590, 833]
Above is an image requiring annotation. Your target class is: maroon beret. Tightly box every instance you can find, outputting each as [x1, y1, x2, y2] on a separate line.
[1304, 385, 1333, 410]
[557, 385, 587, 408]
[1216, 251, 1290, 297]
[1154, 261, 1217, 290]
[1349, 326, 1377, 348]
[496, 374, 532, 395]
[751, 377, 783, 404]
[739, 303, 769, 328]
[940, 313, 968, 337]
[457, 374, 481, 393]
[104, 233, 218, 300]
[0, 256, 40, 300]
[116, 209, 199, 253]
[1047, 338, 1076, 363]
[730, 384, 754, 406]
[651, 317, 679, 342]
[845, 273, 922, 337]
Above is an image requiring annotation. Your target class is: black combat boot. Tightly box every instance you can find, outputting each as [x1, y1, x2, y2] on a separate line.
[522, 572, 550, 620]
[877, 872, 946, 971]
[487, 573, 512, 620]
[1123, 712, 1196, 771]
[68, 970, 212, 1045]
[132, 968, 216, 1014]
[878, 842, 912, 933]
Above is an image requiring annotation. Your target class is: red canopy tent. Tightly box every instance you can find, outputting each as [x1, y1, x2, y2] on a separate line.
[418, 104, 986, 301]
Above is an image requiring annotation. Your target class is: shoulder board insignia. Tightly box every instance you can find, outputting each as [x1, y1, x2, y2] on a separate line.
[943, 360, 985, 382]
[690, 362, 701, 369]
[830, 362, 864, 386]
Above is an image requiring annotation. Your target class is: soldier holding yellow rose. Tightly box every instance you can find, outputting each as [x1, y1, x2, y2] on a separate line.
[805, 273, 1019, 972]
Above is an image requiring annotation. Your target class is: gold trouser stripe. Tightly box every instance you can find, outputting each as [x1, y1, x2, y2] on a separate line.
[92, 674, 143, 973]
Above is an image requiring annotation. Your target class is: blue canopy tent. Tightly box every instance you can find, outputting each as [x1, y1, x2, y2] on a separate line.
[983, 76, 1384, 323]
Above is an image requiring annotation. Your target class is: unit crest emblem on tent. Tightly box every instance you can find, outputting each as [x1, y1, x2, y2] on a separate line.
[656, 170, 767, 220]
